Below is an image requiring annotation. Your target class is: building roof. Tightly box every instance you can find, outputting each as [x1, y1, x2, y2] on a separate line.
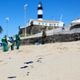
[32, 19, 61, 23]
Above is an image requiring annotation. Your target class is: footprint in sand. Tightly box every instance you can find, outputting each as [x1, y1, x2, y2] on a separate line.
[26, 72, 30, 76]
[36, 57, 43, 63]
[20, 65, 28, 69]
[8, 76, 16, 79]
[36, 59, 42, 63]
[24, 61, 33, 64]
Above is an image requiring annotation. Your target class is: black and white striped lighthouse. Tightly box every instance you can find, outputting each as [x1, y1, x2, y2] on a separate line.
[37, 1, 43, 20]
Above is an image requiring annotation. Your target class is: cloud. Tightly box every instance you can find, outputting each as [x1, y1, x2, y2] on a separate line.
[24, 4, 28, 9]
[5, 17, 10, 21]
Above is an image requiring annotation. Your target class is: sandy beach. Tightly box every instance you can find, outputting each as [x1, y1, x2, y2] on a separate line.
[0, 41, 80, 80]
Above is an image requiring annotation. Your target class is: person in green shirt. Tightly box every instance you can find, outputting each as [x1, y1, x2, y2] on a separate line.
[15, 34, 21, 49]
[1, 38, 8, 52]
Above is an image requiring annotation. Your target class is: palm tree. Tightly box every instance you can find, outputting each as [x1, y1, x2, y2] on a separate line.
[0, 26, 3, 33]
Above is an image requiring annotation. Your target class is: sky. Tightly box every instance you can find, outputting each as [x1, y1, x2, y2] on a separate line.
[0, 0, 80, 41]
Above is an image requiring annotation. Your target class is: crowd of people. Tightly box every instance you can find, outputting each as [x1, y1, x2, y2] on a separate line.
[1, 34, 21, 52]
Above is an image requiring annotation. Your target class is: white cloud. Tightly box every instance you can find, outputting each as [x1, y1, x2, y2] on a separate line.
[5, 17, 10, 21]
[24, 4, 28, 9]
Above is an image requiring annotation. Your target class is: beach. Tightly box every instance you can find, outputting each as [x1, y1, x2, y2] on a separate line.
[0, 41, 80, 80]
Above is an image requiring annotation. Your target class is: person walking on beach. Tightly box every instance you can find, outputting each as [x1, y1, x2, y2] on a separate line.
[9, 37, 14, 50]
[15, 34, 21, 49]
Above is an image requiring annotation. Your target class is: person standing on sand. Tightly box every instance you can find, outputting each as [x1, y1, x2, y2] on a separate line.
[15, 34, 21, 49]
[42, 27, 47, 44]
[1, 37, 8, 52]
[9, 37, 14, 50]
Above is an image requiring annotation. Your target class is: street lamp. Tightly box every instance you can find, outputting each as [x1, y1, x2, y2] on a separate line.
[24, 4, 28, 25]
[5, 17, 9, 36]
[24, 4, 28, 36]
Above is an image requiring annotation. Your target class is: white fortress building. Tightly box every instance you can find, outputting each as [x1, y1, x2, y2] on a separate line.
[19, 1, 64, 37]
[28, 19, 64, 28]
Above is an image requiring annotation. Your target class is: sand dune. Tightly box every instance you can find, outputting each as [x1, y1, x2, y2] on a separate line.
[0, 41, 80, 80]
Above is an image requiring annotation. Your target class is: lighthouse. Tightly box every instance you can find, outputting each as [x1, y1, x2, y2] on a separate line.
[37, 1, 43, 21]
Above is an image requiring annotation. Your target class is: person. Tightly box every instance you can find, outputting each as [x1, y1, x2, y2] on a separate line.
[15, 34, 20, 49]
[1, 37, 8, 52]
[62, 27, 65, 31]
[0, 43, 2, 47]
[42, 28, 47, 44]
[9, 37, 14, 50]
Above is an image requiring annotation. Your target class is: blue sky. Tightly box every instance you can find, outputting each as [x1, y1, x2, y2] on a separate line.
[0, 0, 80, 41]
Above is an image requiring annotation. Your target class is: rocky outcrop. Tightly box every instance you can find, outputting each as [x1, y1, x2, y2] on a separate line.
[20, 32, 80, 45]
